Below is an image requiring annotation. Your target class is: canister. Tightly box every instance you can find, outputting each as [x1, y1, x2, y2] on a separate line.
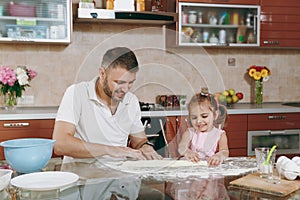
[188, 11, 197, 24]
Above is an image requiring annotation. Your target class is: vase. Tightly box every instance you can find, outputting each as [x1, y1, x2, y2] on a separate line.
[3, 92, 18, 110]
[254, 80, 263, 105]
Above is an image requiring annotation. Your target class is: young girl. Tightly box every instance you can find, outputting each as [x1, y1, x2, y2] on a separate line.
[178, 89, 229, 166]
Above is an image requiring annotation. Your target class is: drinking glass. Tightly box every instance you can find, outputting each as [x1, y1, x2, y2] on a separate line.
[255, 147, 277, 178]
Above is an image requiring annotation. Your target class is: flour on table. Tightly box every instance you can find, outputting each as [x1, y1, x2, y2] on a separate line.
[121, 160, 207, 168]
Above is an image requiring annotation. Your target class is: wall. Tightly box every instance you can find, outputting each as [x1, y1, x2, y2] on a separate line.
[0, 23, 299, 106]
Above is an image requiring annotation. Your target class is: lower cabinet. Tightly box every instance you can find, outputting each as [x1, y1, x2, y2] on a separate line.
[0, 119, 55, 160]
[166, 113, 300, 158]
[224, 114, 248, 157]
[166, 114, 248, 158]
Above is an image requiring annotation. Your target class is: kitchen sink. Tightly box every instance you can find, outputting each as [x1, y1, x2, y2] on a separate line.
[282, 102, 300, 107]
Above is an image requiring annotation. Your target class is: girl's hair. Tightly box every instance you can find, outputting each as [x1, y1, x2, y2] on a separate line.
[188, 87, 228, 128]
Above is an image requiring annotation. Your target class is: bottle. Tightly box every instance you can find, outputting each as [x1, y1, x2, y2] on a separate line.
[198, 11, 203, 24]
[136, 0, 145, 12]
[219, 29, 226, 44]
[232, 12, 239, 25]
[106, 0, 114, 10]
[202, 30, 209, 43]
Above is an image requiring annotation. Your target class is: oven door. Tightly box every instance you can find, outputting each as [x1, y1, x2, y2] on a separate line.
[141, 117, 167, 157]
[247, 129, 300, 156]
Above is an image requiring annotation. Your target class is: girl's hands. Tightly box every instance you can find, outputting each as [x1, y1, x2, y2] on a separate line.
[184, 149, 201, 163]
[208, 154, 224, 166]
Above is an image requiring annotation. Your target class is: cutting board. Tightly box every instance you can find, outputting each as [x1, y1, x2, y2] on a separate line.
[230, 173, 300, 197]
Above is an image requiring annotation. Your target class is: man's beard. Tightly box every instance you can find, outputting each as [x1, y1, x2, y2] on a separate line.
[103, 77, 124, 102]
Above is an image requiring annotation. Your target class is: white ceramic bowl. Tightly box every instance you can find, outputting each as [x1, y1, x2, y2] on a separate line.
[0, 169, 13, 191]
[276, 156, 290, 168]
[282, 168, 298, 180]
[292, 156, 300, 166]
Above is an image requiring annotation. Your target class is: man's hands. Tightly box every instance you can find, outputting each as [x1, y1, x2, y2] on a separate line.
[109, 146, 146, 160]
[109, 145, 162, 160]
[139, 144, 163, 160]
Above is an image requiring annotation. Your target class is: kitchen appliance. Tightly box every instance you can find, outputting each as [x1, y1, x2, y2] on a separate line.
[247, 129, 300, 156]
[139, 102, 167, 157]
[282, 102, 300, 107]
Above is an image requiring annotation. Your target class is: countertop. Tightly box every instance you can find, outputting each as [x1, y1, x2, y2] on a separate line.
[0, 102, 300, 120]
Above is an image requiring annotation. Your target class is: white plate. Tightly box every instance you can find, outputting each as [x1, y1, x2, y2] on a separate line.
[10, 171, 79, 191]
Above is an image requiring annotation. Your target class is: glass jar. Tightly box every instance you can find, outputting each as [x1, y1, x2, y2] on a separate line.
[106, 0, 114, 10]
[136, 0, 145, 11]
[188, 11, 197, 24]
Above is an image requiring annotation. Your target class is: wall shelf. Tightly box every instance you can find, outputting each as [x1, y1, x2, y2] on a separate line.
[74, 11, 178, 26]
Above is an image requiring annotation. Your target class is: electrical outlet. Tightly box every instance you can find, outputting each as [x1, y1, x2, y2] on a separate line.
[18, 95, 34, 105]
[227, 57, 236, 67]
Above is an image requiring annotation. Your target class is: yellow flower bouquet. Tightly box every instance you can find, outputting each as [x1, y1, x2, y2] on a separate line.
[248, 65, 271, 81]
[247, 65, 271, 104]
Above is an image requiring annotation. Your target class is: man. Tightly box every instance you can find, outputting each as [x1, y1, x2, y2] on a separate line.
[53, 47, 162, 162]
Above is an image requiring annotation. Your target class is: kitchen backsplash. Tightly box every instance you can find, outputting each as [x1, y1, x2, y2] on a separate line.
[0, 23, 299, 106]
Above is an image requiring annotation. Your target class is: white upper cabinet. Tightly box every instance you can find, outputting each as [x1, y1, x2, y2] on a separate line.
[0, 0, 72, 44]
[178, 2, 260, 47]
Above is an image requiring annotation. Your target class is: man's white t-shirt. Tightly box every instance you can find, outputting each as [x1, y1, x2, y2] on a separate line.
[56, 77, 145, 161]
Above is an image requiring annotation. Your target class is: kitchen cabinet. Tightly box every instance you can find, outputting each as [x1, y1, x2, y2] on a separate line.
[164, 116, 189, 158]
[165, 114, 248, 157]
[178, 2, 260, 47]
[248, 113, 300, 157]
[73, 1, 177, 26]
[260, 0, 300, 47]
[0, 0, 72, 44]
[178, 0, 259, 5]
[0, 119, 55, 160]
[224, 114, 247, 157]
[165, 116, 178, 158]
[248, 113, 300, 131]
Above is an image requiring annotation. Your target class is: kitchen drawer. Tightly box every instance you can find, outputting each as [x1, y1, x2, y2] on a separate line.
[248, 113, 300, 130]
[0, 119, 55, 130]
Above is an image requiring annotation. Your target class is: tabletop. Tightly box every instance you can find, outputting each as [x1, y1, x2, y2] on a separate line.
[1, 157, 300, 200]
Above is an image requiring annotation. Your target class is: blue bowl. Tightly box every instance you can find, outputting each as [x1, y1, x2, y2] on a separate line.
[0, 138, 55, 173]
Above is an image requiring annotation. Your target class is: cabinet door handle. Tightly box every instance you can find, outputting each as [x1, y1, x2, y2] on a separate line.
[269, 130, 285, 135]
[263, 40, 280, 45]
[3, 122, 30, 127]
[146, 134, 160, 138]
[268, 115, 286, 120]
[254, 14, 257, 35]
